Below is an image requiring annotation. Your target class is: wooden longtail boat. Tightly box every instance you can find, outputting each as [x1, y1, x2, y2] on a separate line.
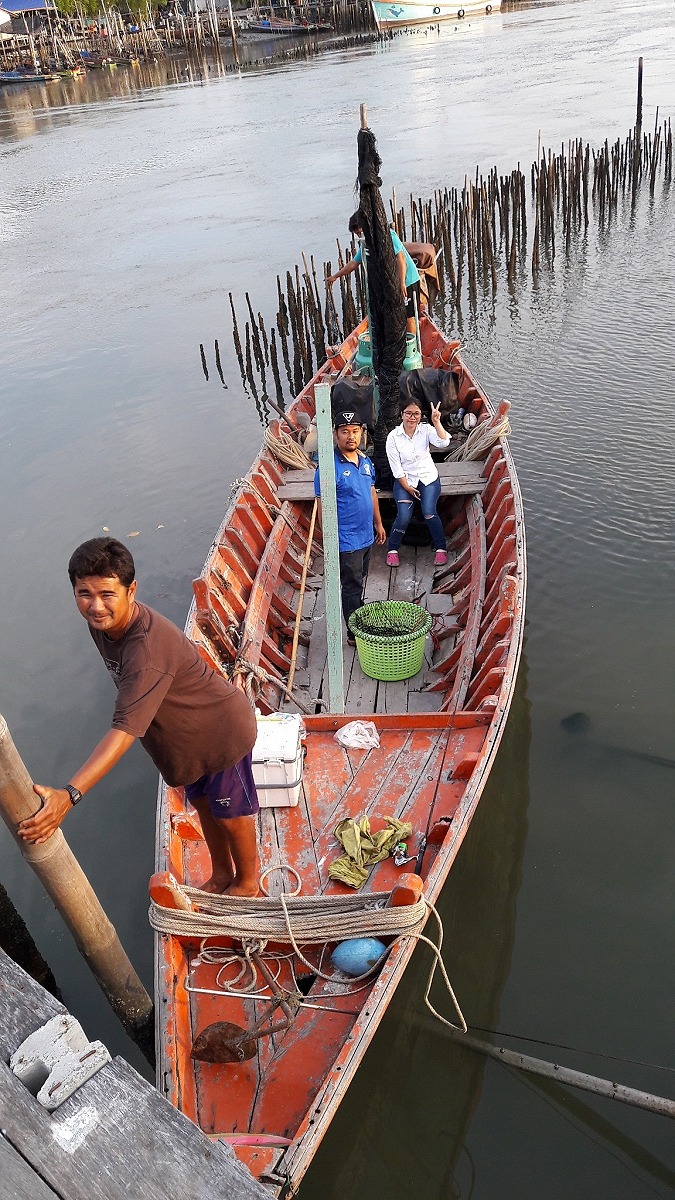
[153, 311, 526, 1195]
[0, 70, 59, 83]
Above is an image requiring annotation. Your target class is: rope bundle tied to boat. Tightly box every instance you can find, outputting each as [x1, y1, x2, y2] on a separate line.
[448, 401, 511, 462]
[149, 885, 427, 943]
[149, 875, 467, 1033]
[263, 425, 313, 470]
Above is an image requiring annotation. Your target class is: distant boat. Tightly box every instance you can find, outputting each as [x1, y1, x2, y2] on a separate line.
[372, 0, 499, 29]
[244, 13, 331, 33]
[0, 69, 59, 84]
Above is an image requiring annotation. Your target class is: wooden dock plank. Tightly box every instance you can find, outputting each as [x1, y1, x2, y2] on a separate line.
[0, 1133, 58, 1200]
[0, 1056, 265, 1200]
[0, 946, 64, 1040]
[0, 950, 268, 1200]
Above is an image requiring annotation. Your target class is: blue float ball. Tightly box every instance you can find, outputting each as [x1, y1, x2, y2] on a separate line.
[331, 937, 387, 977]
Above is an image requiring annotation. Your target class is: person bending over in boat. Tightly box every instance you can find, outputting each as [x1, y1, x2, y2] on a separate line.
[314, 413, 386, 646]
[326, 210, 421, 338]
[385, 399, 451, 569]
[17, 537, 260, 897]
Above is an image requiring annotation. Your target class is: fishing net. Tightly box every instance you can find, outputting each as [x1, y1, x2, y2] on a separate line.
[355, 126, 407, 485]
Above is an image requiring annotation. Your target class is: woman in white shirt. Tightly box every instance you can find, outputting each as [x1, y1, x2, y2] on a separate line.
[385, 400, 451, 567]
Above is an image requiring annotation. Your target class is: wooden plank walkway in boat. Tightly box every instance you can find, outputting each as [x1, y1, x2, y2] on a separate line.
[0, 949, 267, 1199]
[287, 535, 460, 718]
[277, 458, 487, 501]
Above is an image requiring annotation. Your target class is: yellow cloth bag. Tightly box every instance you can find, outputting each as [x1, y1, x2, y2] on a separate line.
[328, 815, 412, 889]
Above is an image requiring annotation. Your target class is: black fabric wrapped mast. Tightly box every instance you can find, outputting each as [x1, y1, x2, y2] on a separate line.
[355, 124, 407, 485]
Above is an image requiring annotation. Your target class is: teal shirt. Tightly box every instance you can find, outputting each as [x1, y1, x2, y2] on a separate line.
[353, 229, 420, 288]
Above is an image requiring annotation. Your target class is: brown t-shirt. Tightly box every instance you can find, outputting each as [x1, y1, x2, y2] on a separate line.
[89, 603, 256, 787]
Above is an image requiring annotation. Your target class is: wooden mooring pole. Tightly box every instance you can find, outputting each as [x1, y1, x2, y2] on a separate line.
[0, 714, 153, 1043]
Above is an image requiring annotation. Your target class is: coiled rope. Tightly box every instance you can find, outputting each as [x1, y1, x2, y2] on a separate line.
[149, 888, 467, 1032]
[264, 425, 313, 471]
[150, 887, 425, 942]
[448, 405, 511, 462]
[230, 655, 320, 715]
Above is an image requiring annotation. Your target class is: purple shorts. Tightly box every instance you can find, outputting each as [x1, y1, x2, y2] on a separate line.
[185, 751, 260, 820]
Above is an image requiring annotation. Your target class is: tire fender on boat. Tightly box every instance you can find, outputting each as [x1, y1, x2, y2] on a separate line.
[433, 6, 440, 12]
[458, 6, 465, 15]
[486, 3, 492, 10]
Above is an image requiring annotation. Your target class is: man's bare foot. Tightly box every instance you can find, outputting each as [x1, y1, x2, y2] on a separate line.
[225, 881, 260, 898]
[198, 873, 234, 894]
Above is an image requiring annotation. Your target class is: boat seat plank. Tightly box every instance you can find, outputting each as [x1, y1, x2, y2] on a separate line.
[268, 784, 323, 897]
[278, 460, 486, 501]
[314, 730, 447, 893]
[302, 735, 355, 845]
[356, 734, 450, 894]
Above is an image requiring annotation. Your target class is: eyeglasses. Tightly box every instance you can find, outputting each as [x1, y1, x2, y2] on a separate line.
[403, 410, 422, 419]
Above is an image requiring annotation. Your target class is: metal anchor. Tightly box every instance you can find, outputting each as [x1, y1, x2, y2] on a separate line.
[191, 954, 300, 1065]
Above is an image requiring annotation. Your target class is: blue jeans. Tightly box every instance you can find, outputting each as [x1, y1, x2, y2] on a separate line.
[389, 477, 446, 552]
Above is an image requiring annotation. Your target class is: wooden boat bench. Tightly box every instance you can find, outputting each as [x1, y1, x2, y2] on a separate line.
[277, 459, 486, 501]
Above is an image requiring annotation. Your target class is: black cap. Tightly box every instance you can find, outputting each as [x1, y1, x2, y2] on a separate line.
[333, 410, 365, 429]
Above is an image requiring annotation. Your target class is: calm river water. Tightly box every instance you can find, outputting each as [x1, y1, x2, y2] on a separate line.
[2, 0, 674, 1195]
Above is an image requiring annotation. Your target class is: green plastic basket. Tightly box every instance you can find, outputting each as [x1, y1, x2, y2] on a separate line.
[348, 601, 433, 682]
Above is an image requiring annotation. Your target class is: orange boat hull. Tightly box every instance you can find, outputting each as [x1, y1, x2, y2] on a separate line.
[154, 314, 526, 1193]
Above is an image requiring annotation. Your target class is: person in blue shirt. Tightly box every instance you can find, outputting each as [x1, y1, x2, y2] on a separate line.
[326, 210, 421, 337]
[314, 412, 386, 645]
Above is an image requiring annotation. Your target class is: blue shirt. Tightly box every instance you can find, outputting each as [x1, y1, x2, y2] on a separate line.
[353, 229, 420, 288]
[314, 450, 376, 553]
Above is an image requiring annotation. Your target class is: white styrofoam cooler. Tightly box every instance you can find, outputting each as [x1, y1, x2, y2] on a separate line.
[252, 712, 303, 808]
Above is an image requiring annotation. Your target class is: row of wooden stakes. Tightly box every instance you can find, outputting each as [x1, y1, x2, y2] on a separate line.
[210, 114, 672, 411]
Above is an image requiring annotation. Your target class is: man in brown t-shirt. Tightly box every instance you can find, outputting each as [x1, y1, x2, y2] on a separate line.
[18, 538, 259, 896]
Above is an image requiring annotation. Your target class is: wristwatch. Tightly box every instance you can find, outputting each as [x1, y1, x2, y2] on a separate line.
[64, 784, 82, 806]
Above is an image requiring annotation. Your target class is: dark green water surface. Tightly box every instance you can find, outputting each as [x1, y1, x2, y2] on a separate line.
[1, 0, 674, 1194]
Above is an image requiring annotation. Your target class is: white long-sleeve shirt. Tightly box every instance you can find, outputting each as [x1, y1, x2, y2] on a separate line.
[385, 422, 451, 487]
